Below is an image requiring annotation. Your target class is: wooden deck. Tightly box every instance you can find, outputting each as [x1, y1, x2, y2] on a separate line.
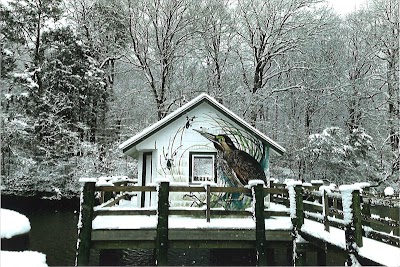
[91, 214, 293, 250]
[75, 180, 400, 266]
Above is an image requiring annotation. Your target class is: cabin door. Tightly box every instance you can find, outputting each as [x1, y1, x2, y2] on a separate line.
[141, 152, 153, 207]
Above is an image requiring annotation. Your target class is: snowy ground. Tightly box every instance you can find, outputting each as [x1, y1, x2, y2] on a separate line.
[1, 209, 48, 267]
[0, 251, 48, 267]
[0, 209, 31, 239]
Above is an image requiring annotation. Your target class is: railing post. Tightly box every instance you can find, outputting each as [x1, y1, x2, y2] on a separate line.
[316, 188, 329, 266]
[206, 184, 211, 223]
[156, 181, 170, 266]
[323, 189, 330, 232]
[270, 180, 276, 203]
[361, 187, 371, 228]
[293, 185, 304, 266]
[294, 185, 304, 227]
[341, 186, 363, 266]
[333, 197, 338, 215]
[251, 181, 267, 266]
[352, 190, 363, 247]
[76, 181, 96, 266]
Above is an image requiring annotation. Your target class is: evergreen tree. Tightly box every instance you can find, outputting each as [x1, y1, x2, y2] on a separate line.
[33, 27, 107, 162]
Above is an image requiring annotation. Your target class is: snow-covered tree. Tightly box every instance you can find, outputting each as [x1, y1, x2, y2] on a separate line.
[299, 127, 381, 184]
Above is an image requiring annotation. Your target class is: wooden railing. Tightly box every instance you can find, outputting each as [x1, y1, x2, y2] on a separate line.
[75, 180, 288, 266]
[75, 179, 399, 266]
[94, 183, 289, 218]
[270, 182, 399, 238]
[270, 182, 400, 265]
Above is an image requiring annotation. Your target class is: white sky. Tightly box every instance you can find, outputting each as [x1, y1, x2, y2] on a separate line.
[327, 0, 367, 14]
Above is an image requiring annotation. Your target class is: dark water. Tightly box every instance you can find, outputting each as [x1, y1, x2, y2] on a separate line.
[1, 195, 95, 266]
[2, 195, 396, 266]
[1, 196, 259, 266]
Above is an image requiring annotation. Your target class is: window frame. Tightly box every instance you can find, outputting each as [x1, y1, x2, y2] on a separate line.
[189, 151, 217, 184]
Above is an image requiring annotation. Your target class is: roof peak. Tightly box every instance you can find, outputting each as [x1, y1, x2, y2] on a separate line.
[119, 93, 285, 156]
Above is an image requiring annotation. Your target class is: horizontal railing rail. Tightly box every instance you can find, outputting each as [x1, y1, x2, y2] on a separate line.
[96, 184, 288, 194]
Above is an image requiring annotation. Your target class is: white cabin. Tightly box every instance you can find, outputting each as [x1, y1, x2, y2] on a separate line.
[119, 93, 285, 207]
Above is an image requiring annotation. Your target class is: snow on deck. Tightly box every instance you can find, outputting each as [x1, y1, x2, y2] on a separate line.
[92, 215, 157, 230]
[0, 251, 48, 267]
[92, 215, 292, 231]
[0, 209, 31, 239]
[301, 219, 400, 266]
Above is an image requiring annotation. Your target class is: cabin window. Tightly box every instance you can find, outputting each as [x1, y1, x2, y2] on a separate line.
[189, 152, 217, 184]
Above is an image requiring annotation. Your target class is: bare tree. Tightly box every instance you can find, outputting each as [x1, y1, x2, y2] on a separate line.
[235, 0, 324, 125]
[340, 11, 377, 133]
[124, 0, 195, 119]
[194, 0, 235, 104]
[367, 0, 399, 173]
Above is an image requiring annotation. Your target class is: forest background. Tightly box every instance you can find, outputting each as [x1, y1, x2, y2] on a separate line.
[1, 0, 398, 198]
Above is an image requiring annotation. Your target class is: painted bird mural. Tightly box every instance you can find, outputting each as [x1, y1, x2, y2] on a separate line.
[194, 129, 266, 187]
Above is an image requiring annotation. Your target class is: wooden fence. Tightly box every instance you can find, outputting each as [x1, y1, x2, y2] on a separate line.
[75, 181, 288, 266]
[75, 180, 400, 266]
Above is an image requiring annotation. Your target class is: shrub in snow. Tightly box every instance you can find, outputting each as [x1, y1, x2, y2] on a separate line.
[297, 127, 381, 184]
[384, 187, 394, 196]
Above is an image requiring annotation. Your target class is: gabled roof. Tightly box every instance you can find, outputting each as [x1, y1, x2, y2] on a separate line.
[119, 93, 286, 156]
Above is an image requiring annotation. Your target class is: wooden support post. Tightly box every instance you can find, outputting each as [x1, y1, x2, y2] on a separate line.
[323, 189, 330, 232]
[352, 190, 363, 247]
[76, 181, 96, 266]
[344, 189, 363, 266]
[206, 184, 211, 223]
[361, 188, 371, 228]
[270, 180, 275, 203]
[295, 185, 304, 227]
[252, 182, 267, 266]
[156, 181, 169, 266]
[292, 185, 304, 266]
[270, 180, 275, 189]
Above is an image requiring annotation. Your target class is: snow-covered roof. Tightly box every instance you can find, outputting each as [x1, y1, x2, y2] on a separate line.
[119, 93, 286, 157]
